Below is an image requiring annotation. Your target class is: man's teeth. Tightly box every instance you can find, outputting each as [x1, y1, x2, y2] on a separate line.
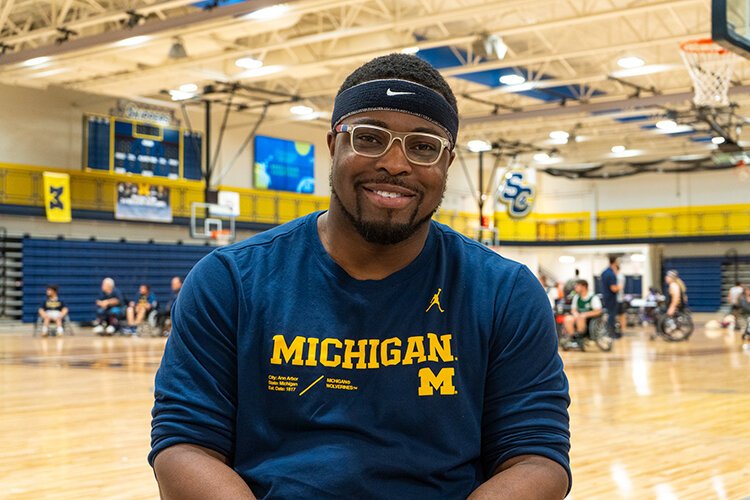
[374, 190, 403, 198]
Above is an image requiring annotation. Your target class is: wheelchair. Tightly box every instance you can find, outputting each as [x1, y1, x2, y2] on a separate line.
[33, 315, 75, 337]
[133, 309, 161, 337]
[560, 314, 614, 352]
[653, 309, 694, 342]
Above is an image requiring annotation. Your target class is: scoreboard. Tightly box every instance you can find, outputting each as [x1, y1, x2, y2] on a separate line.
[84, 114, 203, 181]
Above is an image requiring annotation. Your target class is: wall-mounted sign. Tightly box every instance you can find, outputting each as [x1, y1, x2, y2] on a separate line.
[498, 169, 535, 218]
[111, 99, 176, 126]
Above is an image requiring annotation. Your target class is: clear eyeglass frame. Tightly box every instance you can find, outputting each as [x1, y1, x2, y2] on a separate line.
[334, 123, 452, 166]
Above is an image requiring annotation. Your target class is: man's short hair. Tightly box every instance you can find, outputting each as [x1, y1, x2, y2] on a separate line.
[46, 284, 58, 293]
[609, 255, 619, 265]
[666, 270, 679, 278]
[337, 53, 458, 114]
[576, 279, 589, 289]
[103, 277, 115, 287]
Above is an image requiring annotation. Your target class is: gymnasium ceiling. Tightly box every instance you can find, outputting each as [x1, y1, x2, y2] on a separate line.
[1, 0, 749, 175]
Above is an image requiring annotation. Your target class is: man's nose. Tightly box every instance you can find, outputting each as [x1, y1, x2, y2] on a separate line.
[375, 137, 413, 176]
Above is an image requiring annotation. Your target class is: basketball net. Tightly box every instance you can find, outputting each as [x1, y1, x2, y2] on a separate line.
[680, 39, 736, 108]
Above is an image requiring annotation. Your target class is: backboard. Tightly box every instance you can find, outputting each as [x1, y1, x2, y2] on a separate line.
[713, 0, 750, 59]
[190, 202, 236, 244]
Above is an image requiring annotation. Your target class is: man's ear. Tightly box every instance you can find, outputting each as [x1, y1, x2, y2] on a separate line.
[446, 150, 456, 169]
[327, 131, 336, 157]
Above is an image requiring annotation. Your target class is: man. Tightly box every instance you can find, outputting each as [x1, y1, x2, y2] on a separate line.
[150, 54, 571, 499]
[563, 279, 603, 344]
[600, 256, 621, 337]
[124, 283, 158, 335]
[93, 277, 124, 335]
[37, 284, 68, 337]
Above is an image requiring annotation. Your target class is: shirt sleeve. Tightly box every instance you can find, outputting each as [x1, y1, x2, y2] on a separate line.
[149, 251, 241, 466]
[482, 265, 572, 491]
[592, 295, 602, 310]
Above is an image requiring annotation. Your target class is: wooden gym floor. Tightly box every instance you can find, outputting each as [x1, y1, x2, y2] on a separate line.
[1, 318, 749, 499]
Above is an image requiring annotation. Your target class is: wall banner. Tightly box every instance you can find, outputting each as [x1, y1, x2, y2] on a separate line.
[42, 172, 72, 223]
[115, 182, 172, 223]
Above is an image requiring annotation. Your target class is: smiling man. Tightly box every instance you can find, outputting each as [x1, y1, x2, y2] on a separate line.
[150, 54, 571, 499]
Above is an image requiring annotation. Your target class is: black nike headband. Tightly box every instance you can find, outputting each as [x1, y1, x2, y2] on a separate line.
[331, 79, 458, 146]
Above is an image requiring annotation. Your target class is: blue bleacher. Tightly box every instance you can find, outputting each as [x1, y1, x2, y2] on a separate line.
[21, 238, 215, 323]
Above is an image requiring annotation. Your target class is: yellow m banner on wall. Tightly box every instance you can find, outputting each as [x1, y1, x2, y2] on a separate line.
[42, 172, 72, 223]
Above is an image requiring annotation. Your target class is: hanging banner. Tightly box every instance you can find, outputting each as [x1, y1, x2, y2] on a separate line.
[497, 169, 536, 218]
[115, 182, 172, 223]
[42, 172, 72, 223]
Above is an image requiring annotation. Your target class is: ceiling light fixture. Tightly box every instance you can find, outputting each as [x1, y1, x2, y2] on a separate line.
[467, 140, 492, 152]
[617, 56, 645, 69]
[290, 105, 314, 115]
[549, 130, 569, 141]
[499, 73, 525, 86]
[533, 152, 551, 162]
[655, 119, 677, 130]
[401, 46, 420, 55]
[712, 136, 726, 144]
[611, 145, 627, 154]
[22, 56, 50, 67]
[179, 83, 198, 93]
[115, 35, 150, 48]
[235, 57, 263, 69]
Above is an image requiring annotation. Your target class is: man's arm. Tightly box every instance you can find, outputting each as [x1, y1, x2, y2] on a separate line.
[468, 455, 568, 500]
[153, 444, 255, 500]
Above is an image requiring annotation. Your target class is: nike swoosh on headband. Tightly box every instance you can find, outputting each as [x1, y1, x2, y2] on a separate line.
[386, 88, 416, 96]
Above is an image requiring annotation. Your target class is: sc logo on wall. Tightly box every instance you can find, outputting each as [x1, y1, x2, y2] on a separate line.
[497, 170, 535, 218]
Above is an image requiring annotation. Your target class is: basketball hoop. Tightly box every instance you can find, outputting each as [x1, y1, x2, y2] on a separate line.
[680, 38, 736, 108]
[210, 229, 232, 246]
[736, 159, 750, 182]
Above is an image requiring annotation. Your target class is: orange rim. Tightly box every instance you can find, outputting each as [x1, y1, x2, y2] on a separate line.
[680, 38, 729, 54]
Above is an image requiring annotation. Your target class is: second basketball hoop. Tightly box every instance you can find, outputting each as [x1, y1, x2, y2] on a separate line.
[680, 38, 736, 108]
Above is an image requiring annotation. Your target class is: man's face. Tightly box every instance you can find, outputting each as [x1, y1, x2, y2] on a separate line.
[326, 110, 455, 245]
[574, 283, 584, 295]
[102, 281, 113, 294]
[171, 278, 182, 292]
[46, 288, 55, 298]
[139, 285, 148, 295]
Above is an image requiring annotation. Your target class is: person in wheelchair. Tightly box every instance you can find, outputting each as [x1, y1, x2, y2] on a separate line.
[562, 279, 603, 348]
[37, 284, 69, 337]
[656, 270, 689, 332]
[93, 277, 125, 335]
[123, 283, 158, 336]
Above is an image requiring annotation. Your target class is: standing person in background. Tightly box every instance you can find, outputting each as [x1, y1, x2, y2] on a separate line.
[601, 256, 621, 338]
[149, 53, 570, 499]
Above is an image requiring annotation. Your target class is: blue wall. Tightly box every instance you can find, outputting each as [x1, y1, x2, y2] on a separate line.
[662, 257, 723, 312]
[22, 238, 214, 322]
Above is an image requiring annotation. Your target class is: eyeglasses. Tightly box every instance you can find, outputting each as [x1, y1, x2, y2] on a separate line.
[334, 123, 451, 166]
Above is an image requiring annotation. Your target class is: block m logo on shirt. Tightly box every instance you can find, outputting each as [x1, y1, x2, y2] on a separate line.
[418, 367, 456, 396]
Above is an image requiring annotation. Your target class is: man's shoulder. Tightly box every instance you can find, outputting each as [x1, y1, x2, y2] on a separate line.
[430, 220, 521, 271]
[217, 213, 317, 258]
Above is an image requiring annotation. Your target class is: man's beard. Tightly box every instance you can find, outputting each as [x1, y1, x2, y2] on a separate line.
[330, 172, 446, 245]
